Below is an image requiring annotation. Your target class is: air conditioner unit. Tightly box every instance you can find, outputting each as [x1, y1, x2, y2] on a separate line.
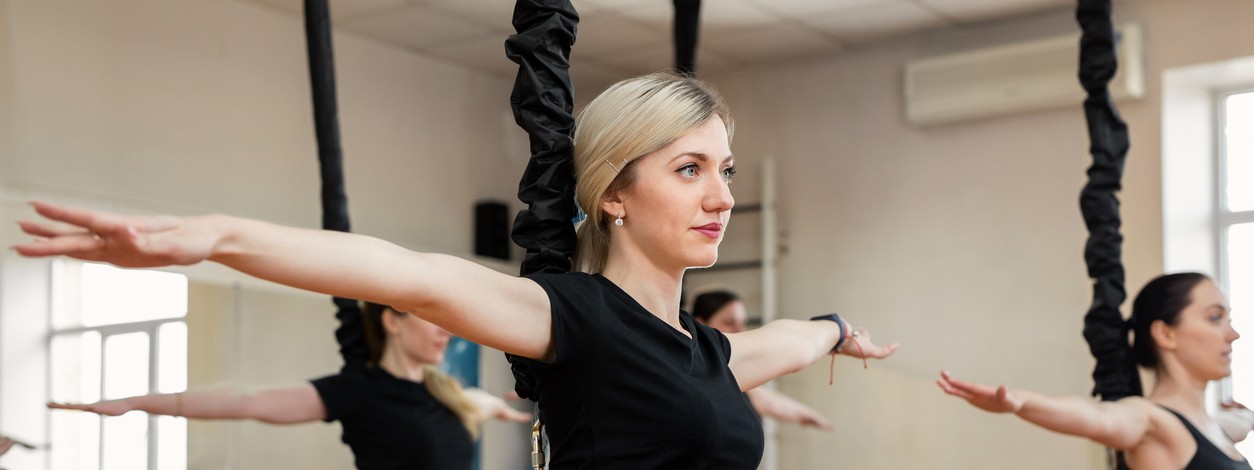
[904, 24, 1144, 126]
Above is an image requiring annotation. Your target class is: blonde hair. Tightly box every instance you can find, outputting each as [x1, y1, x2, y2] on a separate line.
[421, 366, 482, 439]
[572, 71, 733, 273]
[362, 303, 482, 438]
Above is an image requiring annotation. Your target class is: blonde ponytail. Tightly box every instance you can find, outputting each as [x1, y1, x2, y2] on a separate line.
[423, 366, 482, 439]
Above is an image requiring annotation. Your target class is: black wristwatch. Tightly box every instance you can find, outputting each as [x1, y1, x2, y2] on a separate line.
[809, 313, 846, 353]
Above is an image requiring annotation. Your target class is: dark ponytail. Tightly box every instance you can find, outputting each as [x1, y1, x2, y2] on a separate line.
[361, 302, 391, 366]
[1128, 273, 1209, 368]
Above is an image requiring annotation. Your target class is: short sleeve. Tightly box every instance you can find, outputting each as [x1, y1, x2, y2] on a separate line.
[512, 273, 585, 366]
[310, 368, 365, 422]
[506, 273, 589, 399]
[694, 320, 734, 366]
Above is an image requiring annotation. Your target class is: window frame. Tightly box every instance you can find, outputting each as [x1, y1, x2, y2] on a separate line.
[47, 260, 189, 470]
[1217, 86, 1254, 288]
[1215, 86, 1254, 419]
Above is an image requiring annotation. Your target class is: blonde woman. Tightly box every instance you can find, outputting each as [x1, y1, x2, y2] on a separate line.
[49, 302, 528, 469]
[18, 72, 896, 469]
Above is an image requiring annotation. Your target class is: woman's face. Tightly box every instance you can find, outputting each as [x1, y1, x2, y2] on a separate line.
[704, 300, 748, 334]
[386, 310, 452, 366]
[605, 116, 735, 271]
[1165, 279, 1240, 380]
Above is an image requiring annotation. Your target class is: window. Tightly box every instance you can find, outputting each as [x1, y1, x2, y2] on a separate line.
[1221, 89, 1254, 455]
[47, 261, 189, 470]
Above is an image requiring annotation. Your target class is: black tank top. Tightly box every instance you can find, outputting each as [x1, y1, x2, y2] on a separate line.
[1152, 408, 1252, 470]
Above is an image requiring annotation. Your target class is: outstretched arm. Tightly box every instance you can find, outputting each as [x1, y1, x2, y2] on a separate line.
[936, 371, 1152, 450]
[746, 387, 833, 431]
[48, 384, 326, 425]
[726, 318, 897, 391]
[16, 202, 555, 360]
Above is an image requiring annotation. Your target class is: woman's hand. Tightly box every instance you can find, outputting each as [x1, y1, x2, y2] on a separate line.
[16, 201, 217, 268]
[746, 387, 834, 431]
[48, 399, 134, 417]
[464, 389, 532, 424]
[1218, 400, 1254, 442]
[936, 370, 1024, 414]
[839, 325, 898, 360]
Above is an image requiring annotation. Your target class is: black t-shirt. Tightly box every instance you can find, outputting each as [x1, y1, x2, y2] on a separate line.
[512, 272, 764, 469]
[311, 365, 474, 470]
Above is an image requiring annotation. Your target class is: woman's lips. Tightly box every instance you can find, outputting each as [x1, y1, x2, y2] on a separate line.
[693, 223, 722, 238]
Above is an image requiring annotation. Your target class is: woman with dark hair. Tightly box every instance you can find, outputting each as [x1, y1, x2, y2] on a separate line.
[692, 290, 833, 431]
[19, 71, 896, 469]
[691, 290, 748, 333]
[939, 273, 1249, 469]
[48, 302, 529, 470]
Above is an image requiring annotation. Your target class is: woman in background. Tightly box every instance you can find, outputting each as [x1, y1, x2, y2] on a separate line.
[691, 290, 833, 431]
[50, 302, 529, 470]
[939, 273, 1248, 469]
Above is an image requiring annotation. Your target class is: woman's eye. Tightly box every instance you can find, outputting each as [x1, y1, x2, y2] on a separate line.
[678, 164, 698, 177]
[721, 166, 737, 182]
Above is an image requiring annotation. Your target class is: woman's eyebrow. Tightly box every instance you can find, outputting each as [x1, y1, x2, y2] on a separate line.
[668, 152, 735, 164]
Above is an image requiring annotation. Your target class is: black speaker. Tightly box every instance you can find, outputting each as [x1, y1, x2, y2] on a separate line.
[474, 201, 511, 260]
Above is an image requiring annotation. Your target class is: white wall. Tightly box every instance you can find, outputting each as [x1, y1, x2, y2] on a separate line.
[694, 0, 1254, 468]
[1, 0, 522, 250]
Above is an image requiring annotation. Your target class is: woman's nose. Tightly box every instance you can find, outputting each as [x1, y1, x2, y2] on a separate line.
[705, 178, 734, 213]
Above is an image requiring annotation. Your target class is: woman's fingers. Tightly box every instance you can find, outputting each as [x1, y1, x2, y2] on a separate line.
[939, 371, 992, 398]
[871, 342, 899, 358]
[17, 202, 140, 259]
[937, 377, 975, 400]
[17, 220, 90, 238]
[1222, 400, 1249, 410]
[845, 327, 897, 359]
[806, 414, 834, 431]
[940, 370, 980, 392]
[47, 402, 91, 412]
[15, 233, 105, 258]
[500, 407, 533, 423]
[938, 371, 1020, 413]
[31, 201, 128, 234]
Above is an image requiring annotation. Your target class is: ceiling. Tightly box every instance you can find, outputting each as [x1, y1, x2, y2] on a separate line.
[244, 0, 1074, 83]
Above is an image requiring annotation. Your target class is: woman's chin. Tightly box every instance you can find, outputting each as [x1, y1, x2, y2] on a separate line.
[688, 256, 718, 269]
[689, 249, 720, 268]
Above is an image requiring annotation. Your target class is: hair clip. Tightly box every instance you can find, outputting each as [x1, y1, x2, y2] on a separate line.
[603, 159, 621, 173]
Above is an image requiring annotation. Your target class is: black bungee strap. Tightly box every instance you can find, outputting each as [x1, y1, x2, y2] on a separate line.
[1076, 0, 1141, 403]
[304, 0, 366, 368]
[673, 0, 701, 77]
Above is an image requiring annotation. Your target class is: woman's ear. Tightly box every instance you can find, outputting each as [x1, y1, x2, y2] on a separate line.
[1150, 319, 1177, 353]
[600, 190, 625, 221]
[381, 309, 403, 335]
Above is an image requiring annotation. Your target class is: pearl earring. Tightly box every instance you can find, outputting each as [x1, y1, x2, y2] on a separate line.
[614, 216, 623, 227]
